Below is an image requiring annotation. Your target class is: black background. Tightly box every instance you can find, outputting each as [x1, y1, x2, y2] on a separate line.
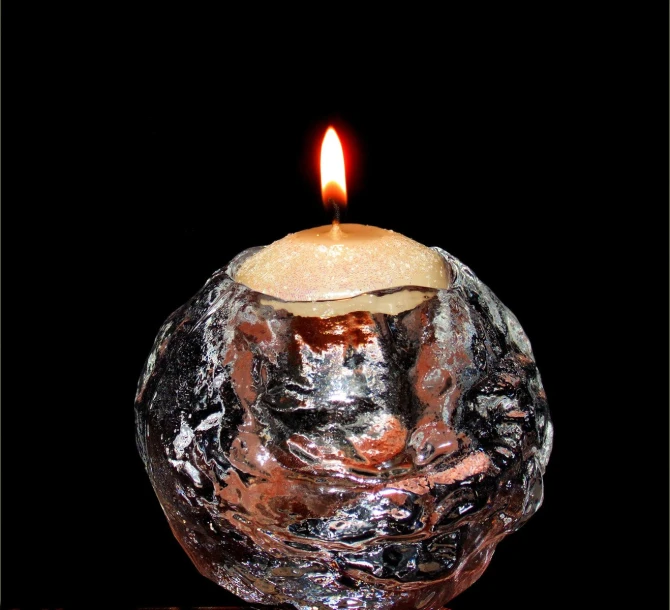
[3, 6, 668, 610]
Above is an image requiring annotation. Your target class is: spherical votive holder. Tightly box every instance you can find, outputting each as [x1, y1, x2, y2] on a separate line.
[135, 247, 553, 610]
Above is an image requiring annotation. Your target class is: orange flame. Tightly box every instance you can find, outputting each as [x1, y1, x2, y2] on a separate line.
[320, 127, 347, 212]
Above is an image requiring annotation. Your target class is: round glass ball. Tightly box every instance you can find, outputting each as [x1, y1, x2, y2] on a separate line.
[135, 247, 552, 610]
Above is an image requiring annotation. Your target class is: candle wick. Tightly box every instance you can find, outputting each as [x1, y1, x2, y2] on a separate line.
[327, 198, 343, 239]
[329, 198, 341, 226]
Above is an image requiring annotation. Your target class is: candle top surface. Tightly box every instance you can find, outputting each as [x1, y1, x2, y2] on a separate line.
[234, 223, 449, 302]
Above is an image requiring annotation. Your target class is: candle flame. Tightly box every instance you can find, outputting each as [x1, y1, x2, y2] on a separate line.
[321, 127, 347, 216]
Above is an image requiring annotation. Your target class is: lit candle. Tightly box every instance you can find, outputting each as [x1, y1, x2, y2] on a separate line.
[137, 128, 551, 610]
[235, 127, 449, 305]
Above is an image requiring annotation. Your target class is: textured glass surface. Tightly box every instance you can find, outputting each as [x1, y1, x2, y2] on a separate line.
[135, 248, 552, 610]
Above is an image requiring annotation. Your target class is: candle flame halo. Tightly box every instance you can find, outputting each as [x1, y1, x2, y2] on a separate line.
[320, 127, 347, 216]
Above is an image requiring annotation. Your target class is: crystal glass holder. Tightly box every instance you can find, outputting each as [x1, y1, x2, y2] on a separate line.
[135, 247, 552, 610]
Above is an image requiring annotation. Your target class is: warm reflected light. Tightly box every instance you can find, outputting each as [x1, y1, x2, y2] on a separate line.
[321, 127, 347, 211]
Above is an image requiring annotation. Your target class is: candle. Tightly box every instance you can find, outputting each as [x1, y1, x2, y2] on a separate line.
[137, 124, 552, 610]
[234, 127, 449, 303]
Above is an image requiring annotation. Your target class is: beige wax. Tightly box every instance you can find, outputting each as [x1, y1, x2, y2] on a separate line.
[235, 223, 448, 302]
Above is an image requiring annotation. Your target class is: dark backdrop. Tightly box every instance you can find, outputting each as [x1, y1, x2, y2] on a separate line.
[3, 9, 668, 609]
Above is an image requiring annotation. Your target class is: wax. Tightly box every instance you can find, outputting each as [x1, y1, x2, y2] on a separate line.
[234, 223, 449, 302]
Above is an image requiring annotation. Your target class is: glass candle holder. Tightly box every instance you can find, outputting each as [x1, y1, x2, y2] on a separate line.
[135, 247, 552, 610]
